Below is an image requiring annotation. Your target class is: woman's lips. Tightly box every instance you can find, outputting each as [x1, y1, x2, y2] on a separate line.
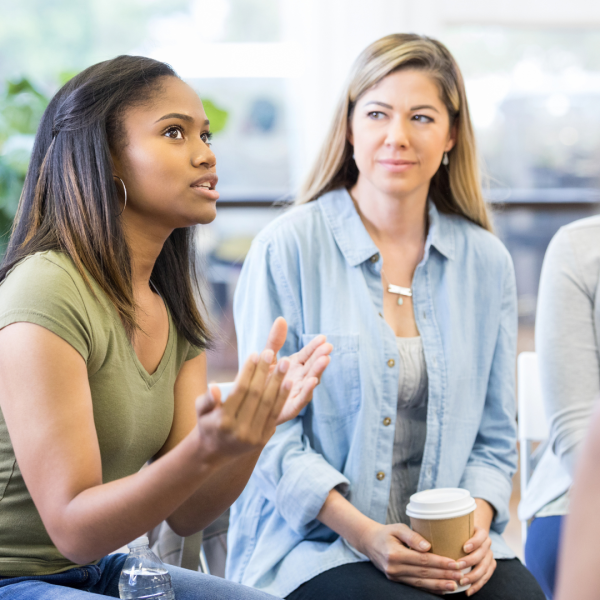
[378, 159, 417, 173]
[190, 173, 219, 200]
[190, 185, 220, 201]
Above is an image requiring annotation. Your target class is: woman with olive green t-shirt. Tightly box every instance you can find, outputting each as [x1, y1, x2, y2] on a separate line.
[0, 56, 330, 600]
[0, 250, 200, 576]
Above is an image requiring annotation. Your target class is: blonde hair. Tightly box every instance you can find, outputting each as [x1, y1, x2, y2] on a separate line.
[296, 33, 492, 232]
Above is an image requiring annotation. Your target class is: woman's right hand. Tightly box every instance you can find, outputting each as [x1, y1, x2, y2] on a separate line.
[358, 522, 464, 594]
[193, 348, 292, 463]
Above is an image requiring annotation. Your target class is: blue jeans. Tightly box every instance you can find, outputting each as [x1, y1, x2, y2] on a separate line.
[0, 553, 280, 599]
[524, 515, 563, 599]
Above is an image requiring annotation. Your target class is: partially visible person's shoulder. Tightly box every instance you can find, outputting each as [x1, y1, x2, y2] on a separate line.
[252, 201, 324, 248]
[0, 250, 94, 315]
[555, 214, 600, 252]
[1, 250, 83, 292]
[547, 215, 600, 287]
[0, 250, 95, 361]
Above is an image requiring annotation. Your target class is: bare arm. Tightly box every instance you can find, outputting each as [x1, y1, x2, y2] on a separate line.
[159, 354, 263, 535]
[165, 322, 332, 535]
[555, 408, 600, 600]
[0, 321, 293, 565]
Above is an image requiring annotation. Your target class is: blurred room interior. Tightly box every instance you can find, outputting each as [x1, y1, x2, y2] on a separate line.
[3, 0, 600, 560]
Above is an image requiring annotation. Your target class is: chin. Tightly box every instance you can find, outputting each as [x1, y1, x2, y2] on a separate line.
[195, 203, 218, 226]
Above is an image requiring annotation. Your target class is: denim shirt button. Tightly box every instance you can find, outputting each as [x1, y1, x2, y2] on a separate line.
[370, 253, 380, 263]
[383, 417, 392, 426]
[376, 471, 386, 481]
[387, 358, 395, 368]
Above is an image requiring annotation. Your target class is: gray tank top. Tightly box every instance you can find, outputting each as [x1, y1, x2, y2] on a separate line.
[386, 336, 429, 525]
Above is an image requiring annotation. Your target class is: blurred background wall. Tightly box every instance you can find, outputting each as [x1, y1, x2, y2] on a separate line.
[2, 0, 600, 556]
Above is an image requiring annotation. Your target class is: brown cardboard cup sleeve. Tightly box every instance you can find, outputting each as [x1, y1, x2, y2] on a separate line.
[409, 511, 475, 560]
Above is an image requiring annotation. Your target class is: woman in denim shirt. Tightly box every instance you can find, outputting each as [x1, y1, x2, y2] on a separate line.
[227, 35, 544, 600]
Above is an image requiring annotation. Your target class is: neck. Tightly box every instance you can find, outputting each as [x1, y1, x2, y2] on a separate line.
[121, 211, 172, 294]
[349, 176, 428, 246]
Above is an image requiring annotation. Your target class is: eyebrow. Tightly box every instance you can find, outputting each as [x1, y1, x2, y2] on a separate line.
[410, 104, 440, 113]
[154, 113, 210, 126]
[363, 101, 440, 113]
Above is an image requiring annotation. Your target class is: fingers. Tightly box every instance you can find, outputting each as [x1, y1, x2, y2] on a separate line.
[236, 349, 274, 424]
[196, 388, 219, 416]
[225, 353, 260, 415]
[250, 358, 290, 436]
[390, 563, 464, 583]
[294, 334, 327, 364]
[458, 535, 492, 569]
[399, 576, 460, 594]
[264, 317, 288, 355]
[265, 364, 294, 433]
[304, 350, 332, 382]
[274, 375, 318, 425]
[392, 524, 431, 553]
[463, 553, 496, 596]
[302, 341, 333, 370]
[463, 526, 488, 553]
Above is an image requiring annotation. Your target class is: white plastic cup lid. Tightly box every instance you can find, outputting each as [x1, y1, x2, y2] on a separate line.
[127, 536, 149, 549]
[405, 488, 477, 520]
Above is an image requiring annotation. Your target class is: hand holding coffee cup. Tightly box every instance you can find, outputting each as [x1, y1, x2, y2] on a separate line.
[355, 517, 468, 593]
[406, 488, 494, 595]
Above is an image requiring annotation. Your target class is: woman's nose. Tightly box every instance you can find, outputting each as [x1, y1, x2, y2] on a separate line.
[192, 139, 216, 169]
[385, 117, 410, 148]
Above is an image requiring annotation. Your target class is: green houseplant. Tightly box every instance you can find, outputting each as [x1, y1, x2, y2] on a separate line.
[0, 78, 49, 254]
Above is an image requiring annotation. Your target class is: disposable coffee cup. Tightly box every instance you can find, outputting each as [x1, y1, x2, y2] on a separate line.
[406, 488, 477, 594]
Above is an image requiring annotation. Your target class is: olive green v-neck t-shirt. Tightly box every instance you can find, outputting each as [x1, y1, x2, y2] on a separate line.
[0, 251, 202, 576]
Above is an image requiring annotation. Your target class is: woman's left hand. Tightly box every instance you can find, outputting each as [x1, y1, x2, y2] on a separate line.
[264, 317, 333, 424]
[456, 526, 496, 596]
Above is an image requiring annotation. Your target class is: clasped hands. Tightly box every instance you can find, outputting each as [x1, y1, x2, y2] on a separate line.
[193, 317, 332, 462]
[358, 519, 496, 596]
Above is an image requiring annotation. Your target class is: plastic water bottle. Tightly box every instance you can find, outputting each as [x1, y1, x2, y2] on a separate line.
[118, 536, 175, 599]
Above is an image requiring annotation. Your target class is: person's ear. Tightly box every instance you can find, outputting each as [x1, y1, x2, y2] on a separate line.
[347, 116, 354, 147]
[444, 120, 458, 153]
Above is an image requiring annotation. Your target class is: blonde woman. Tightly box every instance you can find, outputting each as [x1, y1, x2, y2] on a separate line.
[226, 35, 544, 599]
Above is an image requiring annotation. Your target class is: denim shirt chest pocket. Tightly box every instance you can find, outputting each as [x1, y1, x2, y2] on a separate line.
[301, 333, 360, 421]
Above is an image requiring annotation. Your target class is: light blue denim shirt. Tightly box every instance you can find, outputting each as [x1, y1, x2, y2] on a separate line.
[226, 189, 518, 598]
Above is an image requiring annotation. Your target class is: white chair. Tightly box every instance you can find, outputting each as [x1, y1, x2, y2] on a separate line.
[517, 352, 550, 546]
[214, 381, 235, 401]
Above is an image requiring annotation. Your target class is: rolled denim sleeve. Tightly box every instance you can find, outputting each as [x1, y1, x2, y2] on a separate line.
[234, 233, 350, 535]
[460, 252, 518, 533]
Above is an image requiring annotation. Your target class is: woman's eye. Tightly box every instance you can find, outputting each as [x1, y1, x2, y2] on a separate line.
[164, 126, 183, 139]
[201, 131, 213, 146]
[413, 114, 433, 123]
[367, 111, 385, 120]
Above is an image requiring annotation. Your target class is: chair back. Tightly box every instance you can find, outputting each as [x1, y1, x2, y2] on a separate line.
[215, 382, 235, 401]
[517, 352, 549, 443]
[517, 351, 549, 546]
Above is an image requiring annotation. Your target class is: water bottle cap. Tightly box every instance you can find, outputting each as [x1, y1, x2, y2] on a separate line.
[127, 535, 149, 549]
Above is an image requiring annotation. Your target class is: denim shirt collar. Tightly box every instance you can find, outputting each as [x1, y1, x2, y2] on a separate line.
[319, 188, 456, 267]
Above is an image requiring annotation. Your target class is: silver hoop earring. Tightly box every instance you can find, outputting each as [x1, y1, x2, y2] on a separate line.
[113, 176, 127, 215]
[442, 152, 449, 166]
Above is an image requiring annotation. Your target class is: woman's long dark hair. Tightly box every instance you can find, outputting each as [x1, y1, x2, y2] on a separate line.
[0, 55, 210, 349]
